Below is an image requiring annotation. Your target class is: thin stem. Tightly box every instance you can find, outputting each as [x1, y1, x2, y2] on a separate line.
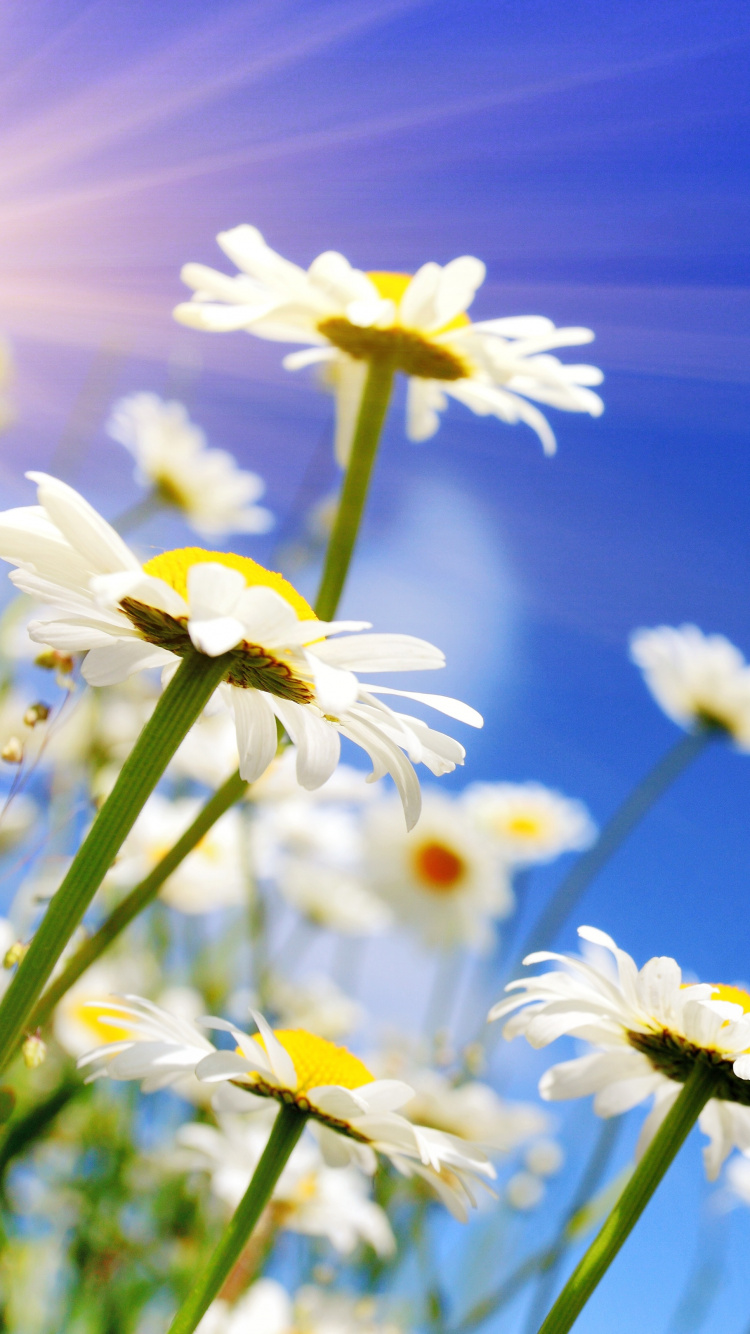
[536, 1061, 716, 1334]
[110, 488, 165, 535]
[314, 358, 395, 620]
[512, 729, 714, 970]
[31, 770, 249, 1031]
[0, 648, 234, 1074]
[166, 1103, 307, 1334]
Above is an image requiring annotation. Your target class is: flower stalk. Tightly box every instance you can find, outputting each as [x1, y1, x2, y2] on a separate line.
[0, 648, 236, 1075]
[314, 356, 395, 620]
[535, 1061, 717, 1334]
[166, 1103, 308, 1334]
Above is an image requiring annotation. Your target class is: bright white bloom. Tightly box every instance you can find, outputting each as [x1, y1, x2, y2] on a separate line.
[398, 1067, 549, 1153]
[630, 624, 750, 748]
[490, 925, 750, 1179]
[364, 791, 513, 950]
[0, 474, 482, 828]
[106, 392, 273, 537]
[174, 226, 604, 463]
[197, 1280, 400, 1334]
[53, 959, 153, 1059]
[107, 794, 246, 913]
[463, 782, 596, 867]
[176, 1109, 394, 1255]
[267, 974, 364, 1040]
[79, 1000, 495, 1219]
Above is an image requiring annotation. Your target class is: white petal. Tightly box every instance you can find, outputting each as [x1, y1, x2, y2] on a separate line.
[194, 1051, 257, 1083]
[27, 472, 140, 574]
[228, 688, 278, 782]
[271, 698, 341, 789]
[360, 685, 482, 727]
[314, 633, 444, 672]
[187, 563, 246, 616]
[188, 616, 245, 656]
[250, 1010, 297, 1087]
[235, 585, 299, 645]
[305, 652, 359, 712]
[332, 356, 368, 467]
[83, 641, 174, 685]
[354, 1080, 415, 1113]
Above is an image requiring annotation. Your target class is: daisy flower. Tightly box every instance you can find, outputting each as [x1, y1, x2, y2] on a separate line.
[462, 781, 596, 867]
[197, 1280, 400, 1334]
[79, 999, 496, 1219]
[106, 392, 273, 537]
[490, 925, 750, 1178]
[107, 793, 246, 914]
[363, 791, 513, 950]
[176, 1109, 394, 1255]
[174, 226, 604, 463]
[630, 624, 750, 748]
[0, 473, 482, 828]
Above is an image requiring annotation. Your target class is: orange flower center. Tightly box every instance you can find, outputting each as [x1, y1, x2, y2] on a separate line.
[413, 840, 466, 893]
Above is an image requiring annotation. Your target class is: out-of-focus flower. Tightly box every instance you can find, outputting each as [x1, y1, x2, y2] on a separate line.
[170, 706, 240, 788]
[177, 1110, 394, 1255]
[80, 1001, 495, 1218]
[0, 473, 482, 828]
[630, 624, 750, 748]
[0, 791, 37, 854]
[463, 782, 596, 867]
[506, 1170, 545, 1210]
[524, 1138, 564, 1176]
[278, 864, 394, 936]
[490, 925, 750, 1179]
[364, 791, 513, 950]
[267, 974, 364, 1040]
[53, 959, 154, 1059]
[106, 392, 274, 537]
[395, 1067, 549, 1153]
[197, 1279, 400, 1334]
[107, 794, 246, 913]
[175, 226, 603, 462]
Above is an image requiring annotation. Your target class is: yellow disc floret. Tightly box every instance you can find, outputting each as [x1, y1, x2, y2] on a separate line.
[503, 814, 547, 839]
[256, 1029, 374, 1093]
[143, 548, 316, 621]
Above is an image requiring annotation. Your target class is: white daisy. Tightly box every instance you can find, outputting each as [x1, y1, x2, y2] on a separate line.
[106, 392, 273, 537]
[462, 781, 596, 867]
[630, 624, 750, 748]
[0, 473, 482, 828]
[79, 999, 496, 1220]
[52, 959, 152, 1060]
[363, 790, 513, 950]
[490, 925, 750, 1179]
[174, 226, 604, 463]
[197, 1280, 399, 1334]
[107, 793, 246, 914]
[176, 1109, 394, 1256]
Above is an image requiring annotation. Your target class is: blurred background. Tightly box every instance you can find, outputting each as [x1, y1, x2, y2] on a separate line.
[0, 1, 749, 1328]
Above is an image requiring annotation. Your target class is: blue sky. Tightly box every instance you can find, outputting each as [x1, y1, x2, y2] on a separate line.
[1, 1, 749, 1329]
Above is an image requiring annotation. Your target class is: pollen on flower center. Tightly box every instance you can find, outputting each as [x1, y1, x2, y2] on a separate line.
[255, 1029, 374, 1093]
[412, 840, 466, 893]
[142, 547, 315, 620]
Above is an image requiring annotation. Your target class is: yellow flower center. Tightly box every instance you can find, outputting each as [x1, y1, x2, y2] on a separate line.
[412, 840, 467, 893]
[502, 814, 546, 839]
[255, 1029, 373, 1093]
[143, 548, 315, 621]
[367, 271, 471, 336]
[74, 1002, 134, 1045]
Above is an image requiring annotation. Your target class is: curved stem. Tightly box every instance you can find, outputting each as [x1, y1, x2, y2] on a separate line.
[110, 488, 165, 535]
[31, 769, 248, 1030]
[512, 729, 714, 970]
[536, 1062, 716, 1334]
[314, 357, 395, 620]
[166, 1104, 307, 1334]
[0, 648, 234, 1074]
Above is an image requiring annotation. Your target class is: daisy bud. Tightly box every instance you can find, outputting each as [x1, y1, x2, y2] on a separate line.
[22, 1035, 47, 1069]
[23, 702, 50, 728]
[4, 941, 28, 969]
[1, 737, 23, 764]
[35, 649, 74, 674]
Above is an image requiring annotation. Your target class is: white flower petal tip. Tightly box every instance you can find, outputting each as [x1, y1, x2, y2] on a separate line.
[630, 624, 750, 749]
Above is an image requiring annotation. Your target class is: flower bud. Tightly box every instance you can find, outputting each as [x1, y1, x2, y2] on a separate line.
[3, 941, 28, 969]
[23, 702, 50, 728]
[22, 1035, 46, 1069]
[1, 737, 23, 764]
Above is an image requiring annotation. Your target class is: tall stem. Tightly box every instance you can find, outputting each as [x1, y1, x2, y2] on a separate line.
[512, 729, 714, 969]
[31, 769, 248, 1031]
[166, 1104, 307, 1334]
[0, 649, 234, 1074]
[536, 1062, 716, 1334]
[111, 488, 165, 535]
[314, 357, 395, 620]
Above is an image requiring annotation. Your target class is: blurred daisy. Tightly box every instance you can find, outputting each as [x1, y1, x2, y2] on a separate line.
[463, 781, 596, 867]
[364, 791, 513, 950]
[267, 974, 364, 1040]
[107, 793, 246, 913]
[396, 1066, 549, 1153]
[177, 1110, 394, 1256]
[80, 1000, 495, 1218]
[0, 473, 482, 828]
[197, 1279, 400, 1334]
[490, 925, 750, 1179]
[278, 864, 394, 936]
[174, 226, 603, 463]
[53, 959, 152, 1059]
[630, 624, 750, 748]
[106, 392, 273, 537]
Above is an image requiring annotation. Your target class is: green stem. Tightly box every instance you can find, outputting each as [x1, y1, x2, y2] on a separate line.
[314, 357, 395, 620]
[166, 1104, 307, 1334]
[31, 769, 248, 1031]
[536, 1062, 716, 1334]
[110, 488, 165, 535]
[0, 649, 234, 1074]
[512, 729, 714, 969]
